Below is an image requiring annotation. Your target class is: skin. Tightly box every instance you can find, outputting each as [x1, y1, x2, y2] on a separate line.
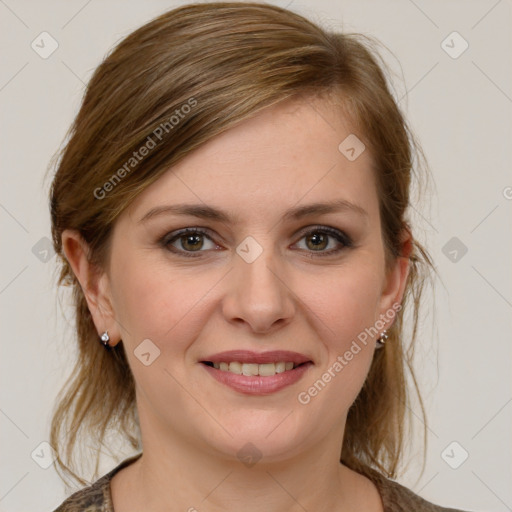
[62, 95, 412, 512]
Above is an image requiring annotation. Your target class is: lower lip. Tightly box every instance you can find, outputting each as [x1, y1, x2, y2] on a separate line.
[201, 362, 312, 395]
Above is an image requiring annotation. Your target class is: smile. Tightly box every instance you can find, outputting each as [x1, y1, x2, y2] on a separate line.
[203, 361, 299, 376]
[200, 350, 313, 395]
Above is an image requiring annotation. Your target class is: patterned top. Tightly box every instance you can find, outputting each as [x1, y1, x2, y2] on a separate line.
[52, 453, 472, 512]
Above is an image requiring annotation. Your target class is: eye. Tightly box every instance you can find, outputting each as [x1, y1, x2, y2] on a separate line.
[161, 228, 220, 257]
[293, 226, 353, 257]
[160, 225, 353, 258]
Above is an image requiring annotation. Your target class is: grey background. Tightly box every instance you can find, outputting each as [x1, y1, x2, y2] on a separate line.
[0, 1, 511, 511]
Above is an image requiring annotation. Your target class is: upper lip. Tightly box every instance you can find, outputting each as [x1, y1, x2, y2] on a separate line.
[201, 350, 312, 365]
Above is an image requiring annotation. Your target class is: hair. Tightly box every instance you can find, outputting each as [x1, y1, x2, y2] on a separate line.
[48, 1, 435, 487]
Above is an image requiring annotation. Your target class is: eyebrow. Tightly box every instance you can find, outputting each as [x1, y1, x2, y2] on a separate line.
[138, 198, 368, 224]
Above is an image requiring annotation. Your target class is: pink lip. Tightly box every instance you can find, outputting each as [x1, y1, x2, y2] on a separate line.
[200, 350, 313, 396]
[201, 350, 311, 365]
[201, 362, 312, 395]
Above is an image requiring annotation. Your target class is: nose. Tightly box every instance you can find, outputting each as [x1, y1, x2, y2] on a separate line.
[221, 242, 295, 335]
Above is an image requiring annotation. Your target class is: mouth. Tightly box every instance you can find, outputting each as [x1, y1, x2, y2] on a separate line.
[199, 350, 313, 395]
[201, 360, 306, 376]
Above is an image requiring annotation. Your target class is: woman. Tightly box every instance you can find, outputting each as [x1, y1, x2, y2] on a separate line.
[48, 2, 472, 511]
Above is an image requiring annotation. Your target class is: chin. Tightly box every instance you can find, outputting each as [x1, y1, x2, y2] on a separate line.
[193, 407, 318, 465]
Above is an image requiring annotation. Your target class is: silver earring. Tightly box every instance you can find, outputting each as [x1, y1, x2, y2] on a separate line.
[100, 331, 110, 347]
[376, 329, 388, 348]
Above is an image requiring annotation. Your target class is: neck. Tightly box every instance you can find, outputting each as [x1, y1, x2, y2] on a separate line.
[112, 415, 383, 512]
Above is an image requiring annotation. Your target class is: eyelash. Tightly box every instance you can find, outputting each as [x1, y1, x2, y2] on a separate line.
[159, 226, 353, 259]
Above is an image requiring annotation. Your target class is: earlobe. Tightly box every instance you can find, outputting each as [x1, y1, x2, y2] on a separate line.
[61, 230, 121, 346]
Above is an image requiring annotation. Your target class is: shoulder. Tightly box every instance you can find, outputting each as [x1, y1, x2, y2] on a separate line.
[362, 467, 475, 512]
[51, 475, 110, 512]
[51, 453, 142, 512]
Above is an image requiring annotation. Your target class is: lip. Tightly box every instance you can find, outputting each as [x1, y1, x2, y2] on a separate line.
[200, 350, 311, 365]
[199, 350, 313, 396]
[201, 362, 312, 395]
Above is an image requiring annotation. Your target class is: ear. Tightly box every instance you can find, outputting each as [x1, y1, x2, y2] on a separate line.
[61, 229, 121, 346]
[377, 228, 413, 326]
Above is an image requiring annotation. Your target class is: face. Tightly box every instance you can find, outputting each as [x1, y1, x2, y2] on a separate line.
[94, 96, 407, 463]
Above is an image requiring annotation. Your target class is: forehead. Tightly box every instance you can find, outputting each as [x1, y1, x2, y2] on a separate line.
[126, 96, 379, 225]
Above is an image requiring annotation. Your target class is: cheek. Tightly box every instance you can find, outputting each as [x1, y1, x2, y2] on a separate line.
[302, 262, 383, 347]
[110, 253, 220, 351]
[294, 262, 382, 406]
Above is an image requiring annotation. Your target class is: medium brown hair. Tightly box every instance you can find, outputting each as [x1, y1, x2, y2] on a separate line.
[48, 1, 435, 486]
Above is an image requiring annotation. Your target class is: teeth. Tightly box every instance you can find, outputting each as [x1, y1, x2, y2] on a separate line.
[275, 362, 286, 373]
[259, 363, 276, 377]
[211, 361, 299, 376]
[229, 362, 242, 374]
[242, 363, 259, 376]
